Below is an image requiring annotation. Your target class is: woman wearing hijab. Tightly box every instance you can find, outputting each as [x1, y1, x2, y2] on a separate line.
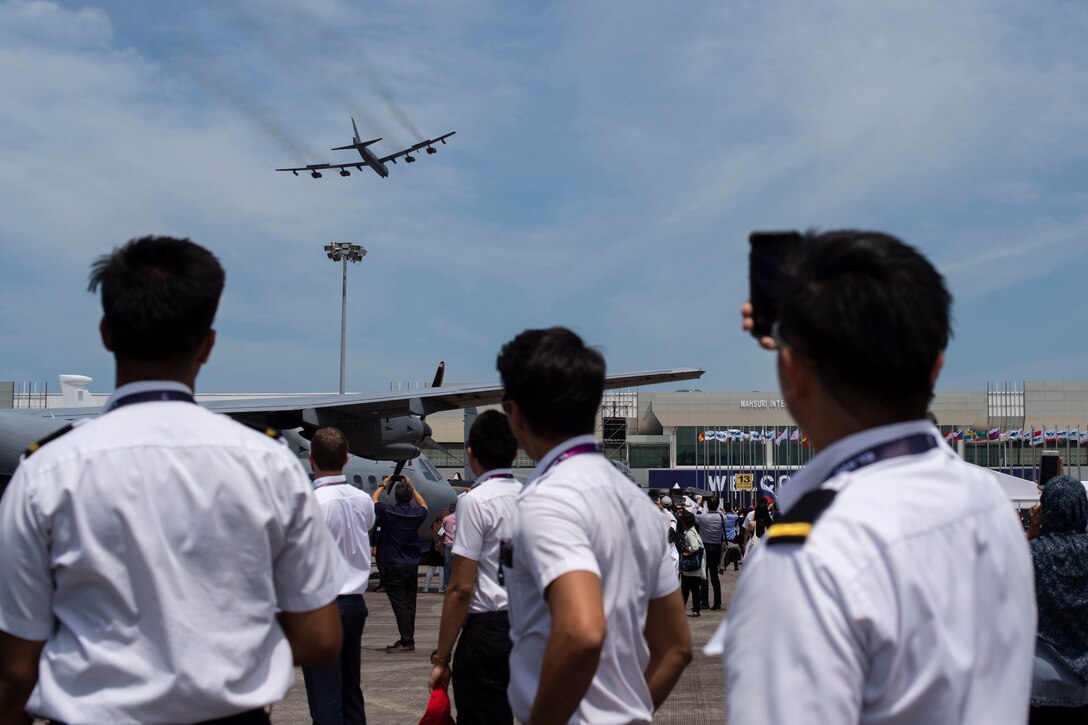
[1028, 474, 1088, 723]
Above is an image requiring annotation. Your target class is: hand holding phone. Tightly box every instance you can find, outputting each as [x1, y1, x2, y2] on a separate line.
[1040, 450, 1061, 486]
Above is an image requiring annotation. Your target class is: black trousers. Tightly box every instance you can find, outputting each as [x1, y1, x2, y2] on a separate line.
[303, 594, 368, 725]
[384, 563, 418, 645]
[680, 576, 703, 613]
[453, 611, 513, 725]
[700, 544, 722, 608]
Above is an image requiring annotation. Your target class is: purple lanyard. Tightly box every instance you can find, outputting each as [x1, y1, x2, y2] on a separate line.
[313, 479, 347, 490]
[825, 433, 938, 482]
[106, 389, 195, 413]
[541, 442, 603, 476]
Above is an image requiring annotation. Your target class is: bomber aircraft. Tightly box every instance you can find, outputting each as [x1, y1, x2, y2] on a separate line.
[276, 117, 455, 180]
[0, 365, 704, 539]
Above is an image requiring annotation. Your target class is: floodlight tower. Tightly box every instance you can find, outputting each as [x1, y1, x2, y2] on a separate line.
[324, 242, 367, 394]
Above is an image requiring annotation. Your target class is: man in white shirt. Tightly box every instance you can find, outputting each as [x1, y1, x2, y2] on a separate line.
[716, 230, 1035, 724]
[304, 426, 376, 725]
[0, 236, 344, 724]
[497, 326, 692, 724]
[428, 410, 521, 724]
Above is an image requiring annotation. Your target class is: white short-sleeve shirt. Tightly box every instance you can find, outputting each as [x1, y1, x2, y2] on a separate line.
[450, 468, 521, 613]
[312, 475, 376, 596]
[0, 381, 345, 725]
[506, 435, 677, 725]
[710, 420, 1036, 725]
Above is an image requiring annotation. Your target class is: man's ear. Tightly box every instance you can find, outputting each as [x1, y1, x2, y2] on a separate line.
[930, 350, 945, 387]
[99, 318, 113, 352]
[196, 330, 216, 365]
[777, 347, 814, 403]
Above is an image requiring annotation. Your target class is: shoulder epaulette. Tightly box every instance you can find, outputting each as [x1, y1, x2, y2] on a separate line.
[242, 421, 285, 443]
[766, 488, 838, 546]
[23, 424, 75, 459]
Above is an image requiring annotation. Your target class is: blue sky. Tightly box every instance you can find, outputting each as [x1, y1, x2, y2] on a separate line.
[1, 0, 1086, 395]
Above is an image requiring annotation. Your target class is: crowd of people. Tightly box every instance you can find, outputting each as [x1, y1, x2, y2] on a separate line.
[0, 230, 1084, 725]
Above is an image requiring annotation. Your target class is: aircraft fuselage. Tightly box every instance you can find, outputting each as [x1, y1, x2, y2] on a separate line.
[358, 145, 389, 178]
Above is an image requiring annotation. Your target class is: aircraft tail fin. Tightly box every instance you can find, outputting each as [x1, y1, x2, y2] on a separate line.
[351, 116, 361, 142]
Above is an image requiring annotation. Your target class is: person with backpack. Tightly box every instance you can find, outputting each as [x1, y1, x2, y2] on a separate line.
[678, 510, 707, 617]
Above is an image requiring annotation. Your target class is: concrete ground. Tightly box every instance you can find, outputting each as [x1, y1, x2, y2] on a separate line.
[270, 568, 739, 724]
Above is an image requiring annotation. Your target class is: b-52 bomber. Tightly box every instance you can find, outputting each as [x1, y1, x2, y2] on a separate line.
[276, 117, 455, 180]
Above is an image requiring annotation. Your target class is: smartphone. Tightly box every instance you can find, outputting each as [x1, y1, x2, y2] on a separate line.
[748, 231, 803, 339]
[1040, 450, 1061, 486]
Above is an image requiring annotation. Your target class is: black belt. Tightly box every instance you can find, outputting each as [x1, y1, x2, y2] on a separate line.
[465, 610, 509, 625]
[51, 709, 269, 725]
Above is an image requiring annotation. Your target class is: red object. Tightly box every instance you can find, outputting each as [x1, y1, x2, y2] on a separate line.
[419, 687, 456, 725]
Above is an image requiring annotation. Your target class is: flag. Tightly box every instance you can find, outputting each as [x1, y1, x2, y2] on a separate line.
[1008, 429, 1021, 441]
[801, 435, 809, 449]
[775, 427, 789, 446]
[727, 429, 743, 442]
[999, 429, 1010, 442]
[1080, 429, 1088, 446]
[1045, 429, 1057, 444]
[987, 427, 1000, 441]
[790, 428, 801, 442]
[1031, 429, 1044, 446]
[943, 429, 954, 442]
[749, 430, 763, 442]
[1057, 428, 1069, 443]
[698, 431, 706, 442]
[952, 429, 964, 442]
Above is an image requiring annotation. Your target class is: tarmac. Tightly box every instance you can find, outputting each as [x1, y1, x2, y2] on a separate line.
[268, 568, 740, 724]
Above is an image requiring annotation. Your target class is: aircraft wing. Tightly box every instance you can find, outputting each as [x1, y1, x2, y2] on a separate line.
[199, 367, 704, 424]
[378, 132, 456, 164]
[275, 161, 371, 173]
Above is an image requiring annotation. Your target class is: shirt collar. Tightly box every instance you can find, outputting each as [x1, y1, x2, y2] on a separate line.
[778, 420, 947, 514]
[105, 380, 194, 410]
[311, 475, 347, 490]
[524, 434, 599, 489]
[473, 468, 516, 487]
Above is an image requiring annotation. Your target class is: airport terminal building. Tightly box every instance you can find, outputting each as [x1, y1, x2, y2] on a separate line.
[426, 381, 1088, 499]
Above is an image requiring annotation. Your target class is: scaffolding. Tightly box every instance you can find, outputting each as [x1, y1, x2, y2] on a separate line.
[599, 389, 637, 464]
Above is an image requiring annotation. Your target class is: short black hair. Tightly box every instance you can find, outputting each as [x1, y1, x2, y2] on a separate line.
[394, 481, 412, 503]
[777, 231, 951, 419]
[310, 427, 348, 471]
[706, 496, 719, 511]
[88, 236, 225, 363]
[468, 410, 518, 471]
[496, 327, 605, 439]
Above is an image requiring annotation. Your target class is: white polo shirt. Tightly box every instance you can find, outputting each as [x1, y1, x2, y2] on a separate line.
[450, 468, 521, 613]
[710, 420, 1036, 724]
[506, 435, 677, 725]
[0, 381, 345, 725]
[312, 475, 376, 596]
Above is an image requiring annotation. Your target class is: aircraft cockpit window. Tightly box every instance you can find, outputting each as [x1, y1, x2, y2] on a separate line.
[418, 457, 442, 482]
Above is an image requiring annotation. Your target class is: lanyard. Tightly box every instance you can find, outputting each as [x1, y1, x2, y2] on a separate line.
[824, 433, 938, 482]
[540, 443, 603, 476]
[106, 389, 195, 413]
[313, 479, 348, 490]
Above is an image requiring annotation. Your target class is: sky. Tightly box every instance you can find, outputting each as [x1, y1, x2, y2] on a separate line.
[1, 0, 1086, 396]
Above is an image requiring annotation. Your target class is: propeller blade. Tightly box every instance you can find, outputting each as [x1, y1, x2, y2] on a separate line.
[422, 436, 462, 462]
[393, 460, 406, 477]
[431, 361, 445, 389]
